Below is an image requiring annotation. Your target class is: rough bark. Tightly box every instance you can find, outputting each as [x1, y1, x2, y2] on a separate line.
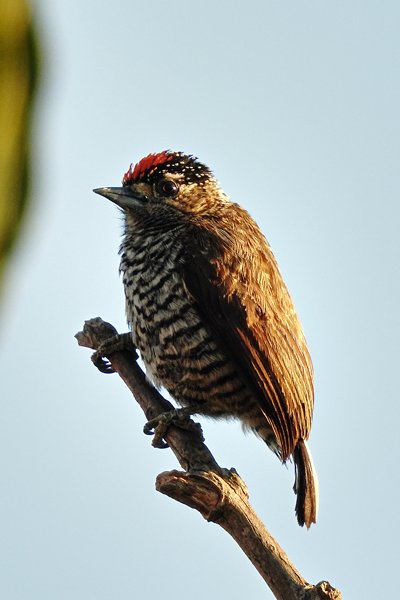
[75, 317, 342, 600]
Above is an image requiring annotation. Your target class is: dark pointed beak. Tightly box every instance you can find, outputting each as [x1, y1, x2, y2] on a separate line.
[93, 186, 145, 209]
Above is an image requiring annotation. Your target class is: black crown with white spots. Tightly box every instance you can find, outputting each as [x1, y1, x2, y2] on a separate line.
[123, 151, 214, 187]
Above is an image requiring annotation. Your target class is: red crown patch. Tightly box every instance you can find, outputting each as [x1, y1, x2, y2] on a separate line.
[122, 151, 175, 185]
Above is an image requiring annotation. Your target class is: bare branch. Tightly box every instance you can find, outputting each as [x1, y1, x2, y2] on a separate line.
[75, 317, 341, 600]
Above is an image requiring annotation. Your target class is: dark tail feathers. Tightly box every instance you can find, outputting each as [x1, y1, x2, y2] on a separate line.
[293, 439, 319, 528]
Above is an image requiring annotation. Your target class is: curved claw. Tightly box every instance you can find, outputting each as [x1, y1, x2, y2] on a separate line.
[143, 419, 157, 436]
[143, 408, 204, 449]
[90, 332, 137, 374]
[143, 415, 170, 448]
[91, 352, 115, 374]
[151, 437, 169, 449]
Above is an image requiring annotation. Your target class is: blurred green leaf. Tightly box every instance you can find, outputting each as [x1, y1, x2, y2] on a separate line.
[0, 0, 39, 296]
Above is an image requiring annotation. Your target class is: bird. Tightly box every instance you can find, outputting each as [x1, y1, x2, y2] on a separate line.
[94, 150, 318, 527]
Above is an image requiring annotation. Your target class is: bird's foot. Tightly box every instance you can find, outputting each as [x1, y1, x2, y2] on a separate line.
[143, 406, 204, 449]
[91, 332, 138, 373]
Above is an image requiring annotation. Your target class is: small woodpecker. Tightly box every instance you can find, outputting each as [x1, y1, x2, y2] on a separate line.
[94, 150, 318, 527]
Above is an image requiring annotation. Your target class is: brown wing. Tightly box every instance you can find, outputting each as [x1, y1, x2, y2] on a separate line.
[182, 207, 314, 461]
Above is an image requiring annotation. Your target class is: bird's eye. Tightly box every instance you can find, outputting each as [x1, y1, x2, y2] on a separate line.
[156, 178, 179, 197]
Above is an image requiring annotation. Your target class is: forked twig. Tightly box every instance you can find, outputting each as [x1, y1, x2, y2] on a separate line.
[75, 317, 341, 600]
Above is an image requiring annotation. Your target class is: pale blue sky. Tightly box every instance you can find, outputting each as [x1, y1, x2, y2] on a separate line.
[1, 2, 399, 598]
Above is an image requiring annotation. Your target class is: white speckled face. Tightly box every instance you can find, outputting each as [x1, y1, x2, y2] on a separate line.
[119, 151, 225, 218]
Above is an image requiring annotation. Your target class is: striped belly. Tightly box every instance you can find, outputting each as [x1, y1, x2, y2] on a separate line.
[127, 266, 249, 413]
[121, 237, 277, 449]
